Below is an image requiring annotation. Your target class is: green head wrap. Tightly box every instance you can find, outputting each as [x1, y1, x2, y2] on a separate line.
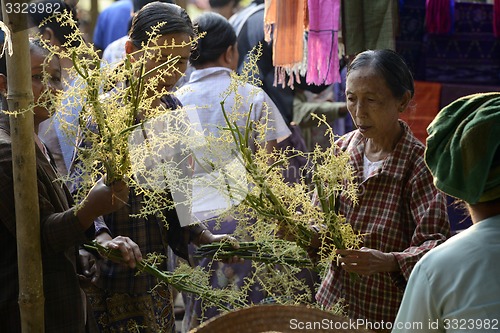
[425, 92, 500, 204]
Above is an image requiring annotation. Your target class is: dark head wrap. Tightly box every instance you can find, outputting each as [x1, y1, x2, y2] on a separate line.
[425, 92, 500, 204]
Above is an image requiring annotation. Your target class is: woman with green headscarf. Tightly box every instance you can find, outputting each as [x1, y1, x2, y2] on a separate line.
[393, 92, 500, 332]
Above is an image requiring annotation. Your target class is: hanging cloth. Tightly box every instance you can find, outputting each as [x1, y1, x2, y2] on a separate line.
[342, 0, 398, 55]
[264, 0, 307, 88]
[306, 0, 341, 85]
[494, 0, 500, 38]
[425, 0, 454, 34]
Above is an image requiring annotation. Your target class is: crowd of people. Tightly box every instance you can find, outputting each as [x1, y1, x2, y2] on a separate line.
[0, 1, 498, 333]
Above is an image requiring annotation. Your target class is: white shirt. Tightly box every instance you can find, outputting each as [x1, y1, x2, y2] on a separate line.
[363, 154, 384, 180]
[175, 67, 290, 221]
[393, 214, 500, 333]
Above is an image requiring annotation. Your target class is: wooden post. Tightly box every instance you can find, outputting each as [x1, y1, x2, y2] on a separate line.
[1, 1, 44, 332]
[89, 0, 98, 41]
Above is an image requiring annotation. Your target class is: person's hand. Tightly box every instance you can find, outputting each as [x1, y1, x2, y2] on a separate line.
[337, 247, 398, 276]
[79, 248, 100, 284]
[199, 230, 243, 264]
[96, 233, 143, 269]
[86, 177, 129, 216]
[77, 177, 129, 229]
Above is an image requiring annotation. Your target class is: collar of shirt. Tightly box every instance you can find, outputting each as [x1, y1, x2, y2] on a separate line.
[188, 67, 232, 85]
[344, 120, 423, 182]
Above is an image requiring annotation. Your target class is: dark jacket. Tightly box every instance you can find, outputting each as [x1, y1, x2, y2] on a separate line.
[0, 112, 97, 333]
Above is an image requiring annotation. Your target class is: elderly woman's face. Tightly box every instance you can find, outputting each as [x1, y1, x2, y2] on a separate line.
[345, 67, 403, 140]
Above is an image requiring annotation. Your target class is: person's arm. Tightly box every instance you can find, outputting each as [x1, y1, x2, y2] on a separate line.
[390, 168, 450, 282]
[293, 92, 346, 127]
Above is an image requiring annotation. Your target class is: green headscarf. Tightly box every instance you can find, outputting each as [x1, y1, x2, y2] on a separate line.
[425, 92, 500, 204]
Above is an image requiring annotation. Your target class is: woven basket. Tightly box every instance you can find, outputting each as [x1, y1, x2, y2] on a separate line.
[188, 304, 374, 333]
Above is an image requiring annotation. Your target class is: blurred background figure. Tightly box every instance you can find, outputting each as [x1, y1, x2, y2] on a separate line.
[93, 0, 133, 53]
[101, 0, 175, 66]
[209, 0, 241, 19]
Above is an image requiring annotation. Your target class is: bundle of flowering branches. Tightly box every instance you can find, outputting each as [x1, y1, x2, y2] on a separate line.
[189, 47, 361, 274]
[194, 239, 314, 269]
[38, 12, 201, 222]
[85, 242, 246, 311]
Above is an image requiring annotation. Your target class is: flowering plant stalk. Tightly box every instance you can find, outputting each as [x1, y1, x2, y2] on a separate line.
[85, 242, 246, 311]
[38, 12, 200, 223]
[217, 97, 361, 267]
[194, 240, 315, 269]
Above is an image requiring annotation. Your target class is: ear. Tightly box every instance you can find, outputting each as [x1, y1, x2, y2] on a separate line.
[125, 39, 136, 55]
[0, 74, 7, 96]
[125, 39, 139, 62]
[222, 46, 233, 64]
[399, 90, 412, 112]
[222, 45, 235, 68]
[41, 27, 60, 47]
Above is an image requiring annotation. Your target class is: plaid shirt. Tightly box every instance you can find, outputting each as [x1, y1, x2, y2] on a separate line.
[316, 121, 450, 323]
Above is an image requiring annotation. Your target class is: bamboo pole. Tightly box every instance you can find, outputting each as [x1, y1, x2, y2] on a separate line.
[89, 0, 98, 41]
[1, 1, 44, 332]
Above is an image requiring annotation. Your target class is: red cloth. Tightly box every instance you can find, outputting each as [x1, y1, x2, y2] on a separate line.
[425, 0, 453, 34]
[400, 80, 442, 143]
[494, 0, 500, 37]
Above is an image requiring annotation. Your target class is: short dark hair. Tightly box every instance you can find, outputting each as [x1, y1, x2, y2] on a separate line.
[347, 49, 415, 100]
[129, 2, 194, 49]
[28, 0, 80, 48]
[190, 12, 236, 67]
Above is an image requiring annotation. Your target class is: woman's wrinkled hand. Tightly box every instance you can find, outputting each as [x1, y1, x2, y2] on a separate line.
[96, 233, 143, 269]
[337, 247, 398, 276]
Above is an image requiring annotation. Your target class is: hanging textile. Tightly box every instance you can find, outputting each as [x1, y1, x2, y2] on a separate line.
[494, 0, 500, 38]
[425, 0, 454, 34]
[306, 0, 341, 85]
[264, 0, 307, 88]
[342, 0, 398, 55]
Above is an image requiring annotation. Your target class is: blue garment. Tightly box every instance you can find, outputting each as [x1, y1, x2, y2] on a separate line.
[93, 0, 132, 51]
[393, 215, 500, 332]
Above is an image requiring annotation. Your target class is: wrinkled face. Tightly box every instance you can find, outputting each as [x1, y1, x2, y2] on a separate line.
[345, 67, 404, 141]
[31, 49, 62, 125]
[139, 32, 192, 94]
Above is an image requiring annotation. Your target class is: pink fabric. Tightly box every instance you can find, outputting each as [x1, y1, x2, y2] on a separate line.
[494, 0, 500, 37]
[306, 0, 341, 85]
[425, 0, 453, 34]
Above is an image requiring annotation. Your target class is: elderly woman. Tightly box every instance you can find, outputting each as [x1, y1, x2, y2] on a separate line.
[313, 49, 450, 329]
[393, 93, 500, 332]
